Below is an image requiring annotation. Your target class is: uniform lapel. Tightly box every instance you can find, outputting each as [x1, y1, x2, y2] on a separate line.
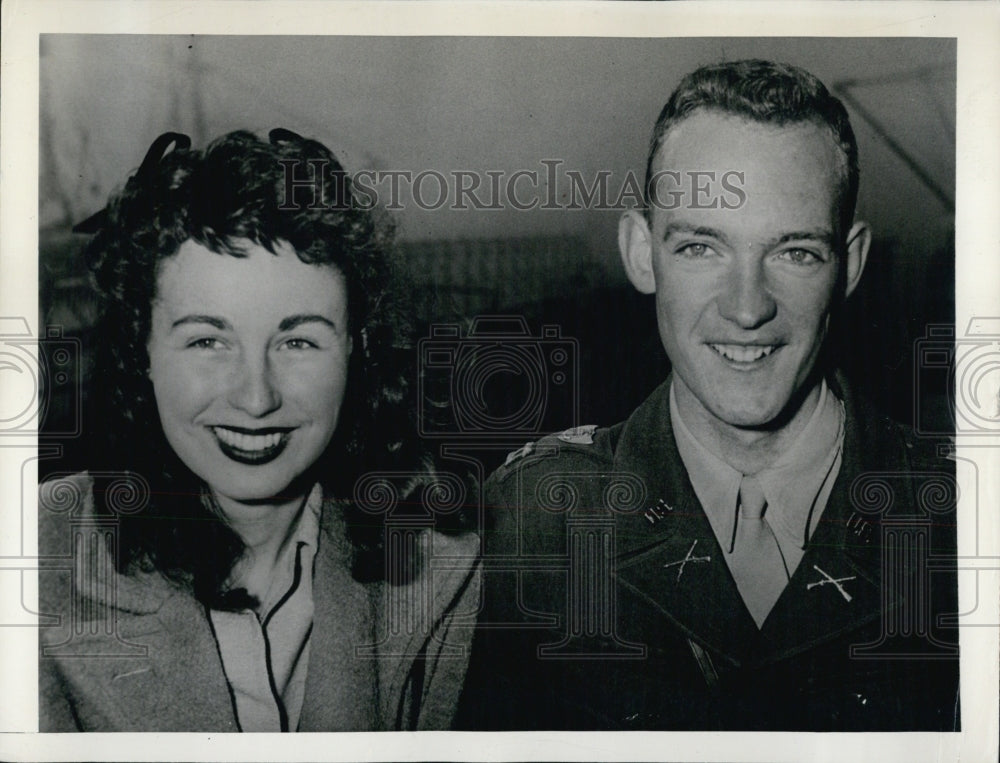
[756, 491, 884, 661]
[610, 380, 759, 666]
[608, 376, 910, 668]
[756, 380, 904, 661]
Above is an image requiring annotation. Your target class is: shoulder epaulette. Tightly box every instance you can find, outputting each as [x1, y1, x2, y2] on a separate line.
[554, 424, 599, 444]
[493, 424, 611, 483]
[504, 440, 538, 467]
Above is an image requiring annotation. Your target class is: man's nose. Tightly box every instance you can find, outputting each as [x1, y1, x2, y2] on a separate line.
[716, 260, 777, 329]
[227, 352, 281, 417]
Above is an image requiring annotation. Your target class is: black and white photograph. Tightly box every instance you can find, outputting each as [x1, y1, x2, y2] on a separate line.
[1, 2, 997, 761]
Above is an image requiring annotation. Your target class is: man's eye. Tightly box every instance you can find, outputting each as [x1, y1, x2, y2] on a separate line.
[777, 248, 823, 265]
[676, 243, 715, 258]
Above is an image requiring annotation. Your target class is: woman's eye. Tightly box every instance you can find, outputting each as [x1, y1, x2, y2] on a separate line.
[282, 338, 318, 350]
[187, 337, 224, 350]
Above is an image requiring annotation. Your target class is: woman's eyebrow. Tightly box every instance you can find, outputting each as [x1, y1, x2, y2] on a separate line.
[278, 314, 339, 332]
[170, 315, 230, 330]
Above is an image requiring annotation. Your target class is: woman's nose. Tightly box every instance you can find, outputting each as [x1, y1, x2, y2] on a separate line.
[227, 353, 281, 416]
[716, 260, 777, 330]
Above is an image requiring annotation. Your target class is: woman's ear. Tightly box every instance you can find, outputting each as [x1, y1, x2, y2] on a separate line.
[618, 209, 656, 294]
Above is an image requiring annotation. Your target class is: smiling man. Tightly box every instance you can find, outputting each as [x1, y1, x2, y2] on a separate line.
[616, 102, 871, 628]
[457, 59, 958, 731]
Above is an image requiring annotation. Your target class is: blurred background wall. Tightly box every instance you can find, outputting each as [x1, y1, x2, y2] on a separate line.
[38, 35, 955, 472]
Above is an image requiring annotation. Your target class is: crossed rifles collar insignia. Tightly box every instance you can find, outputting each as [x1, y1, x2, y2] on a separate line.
[662, 539, 711, 582]
[806, 564, 856, 602]
[649, 492, 856, 604]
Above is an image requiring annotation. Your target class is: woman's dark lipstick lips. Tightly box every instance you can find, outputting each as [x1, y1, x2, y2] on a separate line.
[211, 426, 292, 465]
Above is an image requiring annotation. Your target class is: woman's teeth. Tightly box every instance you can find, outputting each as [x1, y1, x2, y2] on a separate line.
[710, 344, 776, 363]
[213, 427, 283, 451]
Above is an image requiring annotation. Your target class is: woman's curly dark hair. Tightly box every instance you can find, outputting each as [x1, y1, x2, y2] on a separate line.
[82, 129, 441, 606]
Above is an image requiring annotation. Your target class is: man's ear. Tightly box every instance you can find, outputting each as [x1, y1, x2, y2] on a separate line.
[618, 209, 656, 294]
[843, 220, 871, 299]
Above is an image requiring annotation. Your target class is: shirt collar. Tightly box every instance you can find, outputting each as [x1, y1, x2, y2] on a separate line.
[670, 380, 845, 554]
[669, 385, 742, 553]
[755, 385, 844, 549]
[261, 483, 323, 614]
[222, 483, 324, 616]
[290, 482, 324, 551]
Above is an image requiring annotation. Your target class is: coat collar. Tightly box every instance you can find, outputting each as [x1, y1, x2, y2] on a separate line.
[609, 374, 907, 667]
[39, 474, 234, 729]
[40, 585, 239, 730]
[297, 500, 380, 730]
[297, 500, 482, 731]
[45, 481, 477, 731]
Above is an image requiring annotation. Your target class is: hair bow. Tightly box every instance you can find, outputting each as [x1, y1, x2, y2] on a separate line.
[72, 132, 192, 234]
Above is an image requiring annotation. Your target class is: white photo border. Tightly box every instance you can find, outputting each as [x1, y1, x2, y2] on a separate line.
[2, 2, 997, 761]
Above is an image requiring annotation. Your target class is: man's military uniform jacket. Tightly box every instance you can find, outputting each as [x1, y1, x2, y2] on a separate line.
[456, 377, 959, 731]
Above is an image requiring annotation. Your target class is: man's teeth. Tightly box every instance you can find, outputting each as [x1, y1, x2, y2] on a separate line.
[711, 344, 775, 363]
[214, 428, 283, 451]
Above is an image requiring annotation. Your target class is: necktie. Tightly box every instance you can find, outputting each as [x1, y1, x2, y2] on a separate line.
[730, 475, 790, 628]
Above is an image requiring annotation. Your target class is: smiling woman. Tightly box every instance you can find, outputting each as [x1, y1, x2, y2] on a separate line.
[147, 240, 353, 512]
[38, 130, 479, 732]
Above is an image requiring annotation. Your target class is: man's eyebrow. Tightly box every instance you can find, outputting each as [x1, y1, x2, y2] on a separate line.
[170, 315, 230, 331]
[662, 223, 732, 247]
[662, 224, 837, 250]
[278, 314, 340, 332]
[773, 230, 837, 247]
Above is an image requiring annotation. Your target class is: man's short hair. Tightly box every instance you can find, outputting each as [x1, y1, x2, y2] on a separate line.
[644, 59, 859, 234]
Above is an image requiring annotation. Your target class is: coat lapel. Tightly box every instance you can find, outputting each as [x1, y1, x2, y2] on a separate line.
[609, 376, 910, 669]
[43, 487, 477, 731]
[298, 502, 379, 731]
[756, 380, 905, 661]
[298, 502, 480, 731]
[368, 529, 480, 730]
[119, 594, 239, 730]
[40, 472, 237, 730]
[610, 380, 760, 666]
[43, 589, 237, 731]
